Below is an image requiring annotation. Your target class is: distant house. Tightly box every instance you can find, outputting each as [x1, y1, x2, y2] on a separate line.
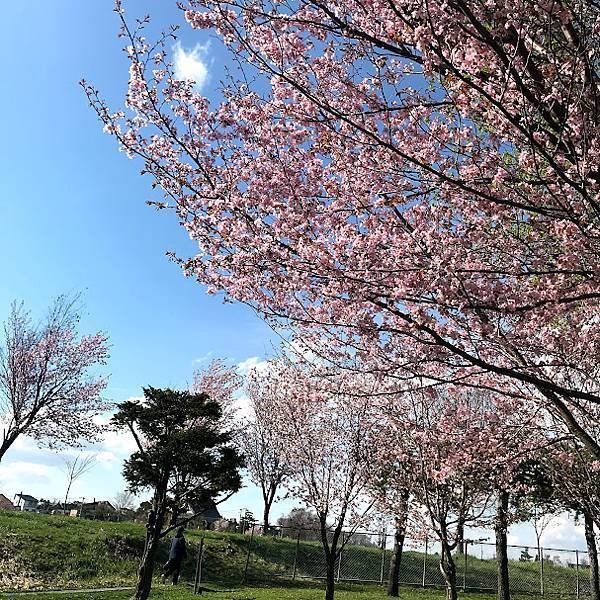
[53, 503, 78, 515]
[77, 500, 116, 519]
[35, 499, 52, 514]
[118, 507, 136, 521]
[94, 500, 115, 515]
[14, 494, 38, 512]
[190, 501, 222, 527]
[35, 499, 77, 515]
[0, 494, 16, 511]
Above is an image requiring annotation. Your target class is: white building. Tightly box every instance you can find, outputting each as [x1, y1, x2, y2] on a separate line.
[14, 493, 38, 512]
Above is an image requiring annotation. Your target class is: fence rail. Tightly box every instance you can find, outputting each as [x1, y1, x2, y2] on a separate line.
[198, 524, 596, 597]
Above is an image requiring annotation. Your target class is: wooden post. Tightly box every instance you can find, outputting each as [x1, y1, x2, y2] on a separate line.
[193, 536, 205, 594]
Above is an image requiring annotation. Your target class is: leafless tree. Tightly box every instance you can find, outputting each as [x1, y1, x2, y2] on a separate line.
[531, 504, 560, 560]
[0, 295, 109, 462]
[241, 367, 289, 534]
[61, 453, 96, 513]
[113, 489, 135, 512]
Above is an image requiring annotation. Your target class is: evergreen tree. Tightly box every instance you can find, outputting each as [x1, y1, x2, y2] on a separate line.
[113, 387, 243, 600]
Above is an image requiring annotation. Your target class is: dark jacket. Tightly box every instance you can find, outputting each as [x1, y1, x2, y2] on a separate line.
[169, 536, 187, 561]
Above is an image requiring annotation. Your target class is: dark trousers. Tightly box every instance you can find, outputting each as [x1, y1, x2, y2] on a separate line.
[162, 558, 183, 584]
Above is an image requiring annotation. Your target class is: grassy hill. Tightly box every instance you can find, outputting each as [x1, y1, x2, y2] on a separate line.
[0, 511, 589, 597]
[0, 511, 285, 591]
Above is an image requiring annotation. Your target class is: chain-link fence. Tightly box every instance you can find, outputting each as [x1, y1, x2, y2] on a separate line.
[196, 524, 596, 597]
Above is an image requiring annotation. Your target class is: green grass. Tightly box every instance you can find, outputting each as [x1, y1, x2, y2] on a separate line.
[0, 511, 288, 591]
[0, 510, 144, 590]
[0, 511, 588, 597]
[0, 585, 505, 600]
[0, 585, 577, 600]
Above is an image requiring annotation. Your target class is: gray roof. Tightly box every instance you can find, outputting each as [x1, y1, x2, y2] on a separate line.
[16, 494, 38, 503]
[192, 503, 222, 523]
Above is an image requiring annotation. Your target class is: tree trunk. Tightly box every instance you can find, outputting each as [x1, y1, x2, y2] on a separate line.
[325, 552, 336, 600]
[387, 489, 409, 596]
[263, 503, 271, 536]
[387, 521, 406, 596]
[319, 519, 340, 600]
[439, 538, 458, 600]
[63, 483, 72, 516]
[262, 486, 275, 536]
[170, 504, 181, 527]
[495, 490, 510, 600]
[584, 511, 600, 600]
[262, 483, 280, 536]
[387, 504, 408, 597]
[0, 430, 18, 464]
[455, 520, 465, 556]
[134, 502, 167, 600]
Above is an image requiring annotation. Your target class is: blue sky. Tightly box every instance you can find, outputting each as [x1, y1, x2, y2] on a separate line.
[0, 1, 587, 549]
[0, 0, 295, 522]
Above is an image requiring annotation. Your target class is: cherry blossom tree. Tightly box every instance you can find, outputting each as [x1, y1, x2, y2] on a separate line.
[0, 296, 109, 462]
[191, 358, 241, 420]
[369, 389, 414, 597]
[370, 467, 410, 597]
[376, 387, 538, 600]
[543, 442, 600, 600]
[85, 0, 600, 459]
[266, 359, 379, 600]
[240, 363, 289, 533]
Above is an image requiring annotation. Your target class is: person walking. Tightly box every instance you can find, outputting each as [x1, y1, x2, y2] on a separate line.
[162, 526, 187, 584]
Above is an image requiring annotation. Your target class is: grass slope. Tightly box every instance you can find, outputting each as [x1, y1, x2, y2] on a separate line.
[0, 511, 281, 591]
[0, 511, 588, 596]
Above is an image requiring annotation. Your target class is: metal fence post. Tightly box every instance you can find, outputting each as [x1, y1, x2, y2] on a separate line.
[540, 547, 545, 596]
[202, 527, 600, 595]
[193, 536, 205, 594]
[463, 541, 468, 591]
[337, 532, 344, 582]
[292, 529, 301, 580]
[242, 523, 255, 584]
[379, 530, 386, 585]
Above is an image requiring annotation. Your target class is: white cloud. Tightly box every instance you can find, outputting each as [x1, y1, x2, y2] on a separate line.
[99, 428, 138, 457]
[11, 435, 39, 452]
[0, 398, 145, 503]
[193, 351, 214, 366]
[232, 357, 271, 417]
[0, 461, 55, 500]
[542, 513, 586, 549]
[95, 451, 118, 468]
[0, 461, 52, 480]
[237, 356, 269, 376]
[91, 399, 142, 457]
[232, 391, 252, 419]
[288, 339, 319, 363]
[173, 41, 210, 91]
